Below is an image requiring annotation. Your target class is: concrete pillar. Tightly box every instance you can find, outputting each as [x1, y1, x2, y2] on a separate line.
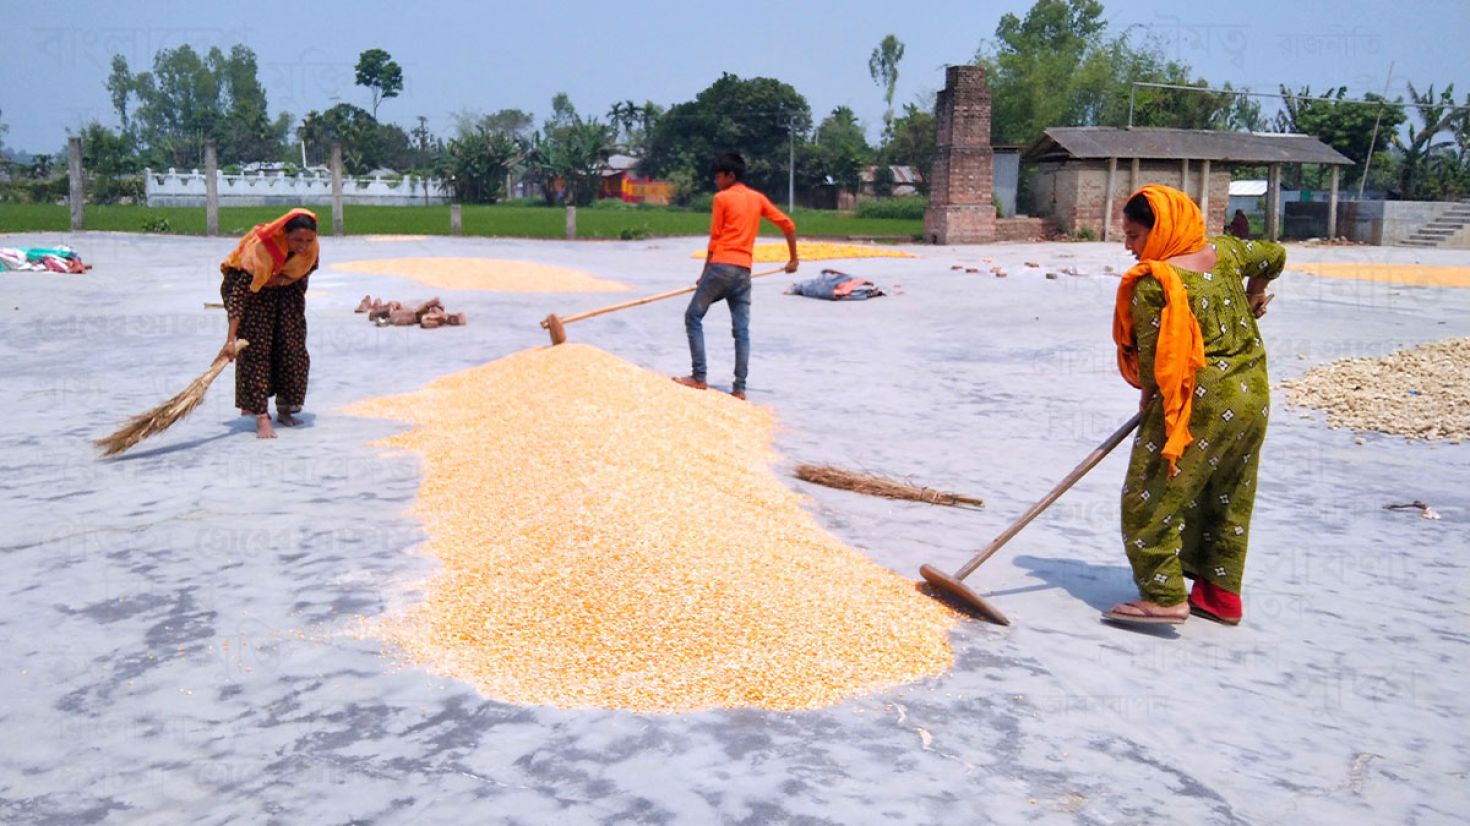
[450, 203, 462, 236]
[330, 142, 344, 237]
[67, 137, 84, 231]
[1266, 163, 1282, 241]
[1102, 157, 1117, 242]
[1180, 158, 1190, 199]
[1328, 165, 1341, 239]
[204, 140, 219, 236]
[1199, 159, 1211, 226]
[1130, 157, 1140, 197]
[565, 205, 577, 240]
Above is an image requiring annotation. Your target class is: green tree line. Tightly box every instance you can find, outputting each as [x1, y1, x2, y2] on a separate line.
[5, 0, 1470, 207]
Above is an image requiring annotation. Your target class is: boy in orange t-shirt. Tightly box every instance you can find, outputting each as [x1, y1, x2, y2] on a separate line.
[673, 153, 798, 400]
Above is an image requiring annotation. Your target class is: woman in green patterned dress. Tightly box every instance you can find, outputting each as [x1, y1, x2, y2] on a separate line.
[1104, 184, 1285, 626]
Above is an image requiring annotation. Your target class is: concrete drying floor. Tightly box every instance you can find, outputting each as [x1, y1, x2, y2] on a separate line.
[1, 231, 1466, 824]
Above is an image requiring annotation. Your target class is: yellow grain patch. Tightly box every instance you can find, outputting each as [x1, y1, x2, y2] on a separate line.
[691, 241, 917, 261]
[1292, 262, 1470, 288]
[345, 343, 955, 712]
[331, 257, 631, 293]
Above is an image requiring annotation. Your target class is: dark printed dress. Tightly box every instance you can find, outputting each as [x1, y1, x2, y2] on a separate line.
[1121, 236, 1285, 604]
[221, 265, 313, 416]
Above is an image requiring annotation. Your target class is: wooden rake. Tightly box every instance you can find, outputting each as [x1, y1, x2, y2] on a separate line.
[919, 412, 1143, 625]
[541, 267, 786, 345]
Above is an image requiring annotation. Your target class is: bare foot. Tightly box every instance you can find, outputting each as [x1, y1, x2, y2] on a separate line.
[731, 389, 746, 400]
[255, 414, 277, 439]
[277, 411, 301, 427]
[672, 376, 707, 390]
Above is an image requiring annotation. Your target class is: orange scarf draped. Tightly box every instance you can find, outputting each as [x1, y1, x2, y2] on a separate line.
[1113, 185, 1207, 476]
[220, 208, 320, 292]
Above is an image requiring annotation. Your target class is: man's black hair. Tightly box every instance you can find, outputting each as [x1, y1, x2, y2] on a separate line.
[713, 152, 746, 180]
[284, 213, 318, 233]
[1122, 193, 1155, 229]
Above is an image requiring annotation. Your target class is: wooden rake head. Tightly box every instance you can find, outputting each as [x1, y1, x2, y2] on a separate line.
[541, 313, 568, 346]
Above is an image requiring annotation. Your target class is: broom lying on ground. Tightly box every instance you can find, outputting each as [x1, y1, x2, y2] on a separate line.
[94, 340, 247, 458]
[794, 464, 985, 509]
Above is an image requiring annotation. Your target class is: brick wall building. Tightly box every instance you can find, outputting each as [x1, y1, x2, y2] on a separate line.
[1024, 128, 1351, 241]
[1032, 159, 1232, 237]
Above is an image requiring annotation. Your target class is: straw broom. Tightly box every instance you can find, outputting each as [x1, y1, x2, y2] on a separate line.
[94, 340, 247, 457]
[794, 464, 984, 509]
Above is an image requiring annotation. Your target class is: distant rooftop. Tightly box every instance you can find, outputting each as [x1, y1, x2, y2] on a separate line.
[1026, 127, 1352, 166]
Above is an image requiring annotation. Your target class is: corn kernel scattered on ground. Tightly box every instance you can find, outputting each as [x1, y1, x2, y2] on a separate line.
[345, 343, 956, 712]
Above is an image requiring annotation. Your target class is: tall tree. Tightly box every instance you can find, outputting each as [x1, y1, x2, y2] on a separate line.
[868, 35, 906, 136]
[812, 106, 871, 194]
[216, 45, 290, 163]
[977, 0, 1243, 143]
[130, 44, 225, 166]
[106, 55, 134, 132]
[882, 102, 937, 192]
[113, 43, 285, 166]
[297, 103, 380, 173]
[640, 72, 811, 199]
[1396, 83, 1460, 199]
[354, 48, 403, 120]
[1274, 85, 1405, 188]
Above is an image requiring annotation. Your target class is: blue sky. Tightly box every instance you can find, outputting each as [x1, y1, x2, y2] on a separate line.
[2, 0, 1468, 154]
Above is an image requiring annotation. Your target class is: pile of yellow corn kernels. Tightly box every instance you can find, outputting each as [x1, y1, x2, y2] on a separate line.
[346, 344, 955, 711]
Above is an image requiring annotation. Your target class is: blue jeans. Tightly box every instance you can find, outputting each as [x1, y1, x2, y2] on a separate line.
[684, 263, 752, 392]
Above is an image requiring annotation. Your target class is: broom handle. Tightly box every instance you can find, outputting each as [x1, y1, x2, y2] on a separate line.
[547, 267, 786, 327]
[955, 412, 1143, 580]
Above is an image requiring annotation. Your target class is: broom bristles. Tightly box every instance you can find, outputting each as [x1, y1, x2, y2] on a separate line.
[93, 340, 247, 458]
[794, 464, 984, 509]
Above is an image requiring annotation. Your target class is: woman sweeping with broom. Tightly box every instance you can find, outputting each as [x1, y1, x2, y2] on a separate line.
[218, 208, 319, 439]
[1105, 185, 1284, 627]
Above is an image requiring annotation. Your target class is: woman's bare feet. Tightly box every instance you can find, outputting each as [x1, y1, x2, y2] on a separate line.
[255, 413, 277, 439]
[276, 411, 301, 427]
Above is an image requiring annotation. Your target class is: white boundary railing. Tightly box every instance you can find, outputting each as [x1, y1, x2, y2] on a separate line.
[144, 168, 450, 207]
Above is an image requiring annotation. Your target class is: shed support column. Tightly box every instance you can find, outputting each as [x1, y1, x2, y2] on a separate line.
[1199, 159, 1211, 224]
[1327, 165, 1340, 239]
[1103, 157, 1117, 242]
[1130, 157, 1140, 197]
[1266, 163, 1282, 241]
[1181, 158, 1190, 199]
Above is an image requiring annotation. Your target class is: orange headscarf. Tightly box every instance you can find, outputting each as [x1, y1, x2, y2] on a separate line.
[220, 208, 320, 292]
[1113, 185, 1207, 476]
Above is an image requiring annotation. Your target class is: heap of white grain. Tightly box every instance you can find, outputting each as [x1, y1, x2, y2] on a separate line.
[1279, 337, 1470, 443]
[346, 344, 956, 712]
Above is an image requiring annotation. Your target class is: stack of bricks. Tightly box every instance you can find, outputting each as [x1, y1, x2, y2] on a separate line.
[924, 65, 996, 245]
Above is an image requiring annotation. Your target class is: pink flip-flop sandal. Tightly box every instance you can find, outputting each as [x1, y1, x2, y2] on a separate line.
[1102, 601, 1189, 626]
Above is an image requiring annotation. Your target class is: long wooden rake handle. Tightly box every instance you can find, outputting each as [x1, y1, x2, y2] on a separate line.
[542, 266, 786, 330]
[953, 411, 1143, 580]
